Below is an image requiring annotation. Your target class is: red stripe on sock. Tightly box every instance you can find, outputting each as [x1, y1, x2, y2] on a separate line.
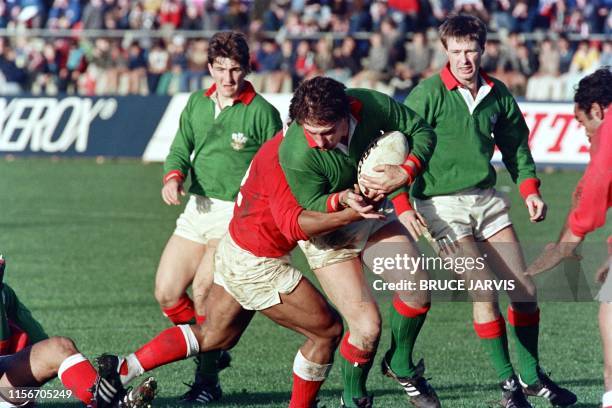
[507, 306, 540, 327]
[195, 314, 206, 325]
[289, 373, 324, 408]
[339, 332, 373, 365]
[473, 316, 506, 339]
[392, 295, 430, 317]
[162, 294, 195, 325]
[134, 326, 188, 371]
[60, 360, 97, 404]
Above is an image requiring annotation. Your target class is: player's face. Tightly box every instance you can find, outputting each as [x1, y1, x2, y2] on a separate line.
[209, 57, 246, 99]
[574, 103, 604, 141]
[302, 117, 349, 151]
[445, 37, 482, 86]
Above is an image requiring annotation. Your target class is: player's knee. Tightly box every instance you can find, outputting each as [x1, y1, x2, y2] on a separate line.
[349, 312, 381, 349]
[318, 311, 344, 349]
[49, 336, 78, 357]
[154, 284, 181, 309]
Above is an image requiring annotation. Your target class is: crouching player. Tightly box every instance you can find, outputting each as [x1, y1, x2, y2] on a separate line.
[94, 132, 381, 407]
[527, 68, 612, 408]
[279, 76, 440, 408]
[0, 256, 156, 408]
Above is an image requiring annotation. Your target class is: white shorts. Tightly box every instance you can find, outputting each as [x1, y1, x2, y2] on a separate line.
[414, 188, 512, 243]
[213, 233, 303, 311]
[298, 200, 398, 270]
[174, 195, 235, 245]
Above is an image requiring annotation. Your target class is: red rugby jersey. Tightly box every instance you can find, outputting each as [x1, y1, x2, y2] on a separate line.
[568, 108, 611, 240]
[229, 132, 309, 258]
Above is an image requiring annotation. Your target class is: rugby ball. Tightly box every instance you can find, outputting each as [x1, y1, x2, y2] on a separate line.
[357, 131, 410, 192]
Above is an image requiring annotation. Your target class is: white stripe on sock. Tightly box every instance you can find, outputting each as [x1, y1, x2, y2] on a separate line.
[58, 353, 87, 379]
[178, 325, 200, 358]
[292, 350, 332, 382]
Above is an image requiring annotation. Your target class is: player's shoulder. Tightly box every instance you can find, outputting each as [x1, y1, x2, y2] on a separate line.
[249, 93, 281, 116]
[485, 74, 513, 96]
[347, 87, 392, 105]
[414, 73, 445, 94]
[279, 123, 309, 162]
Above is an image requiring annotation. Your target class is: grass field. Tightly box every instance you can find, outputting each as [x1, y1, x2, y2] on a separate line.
[0, 158, 609, 407]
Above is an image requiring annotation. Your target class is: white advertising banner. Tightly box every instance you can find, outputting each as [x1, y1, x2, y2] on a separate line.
[143, 95, 589, 166]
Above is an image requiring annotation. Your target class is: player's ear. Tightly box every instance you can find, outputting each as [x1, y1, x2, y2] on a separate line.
[590, 102, 604, 121]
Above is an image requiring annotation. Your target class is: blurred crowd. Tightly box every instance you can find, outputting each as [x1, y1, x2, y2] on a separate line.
[0, 0, 610, 99]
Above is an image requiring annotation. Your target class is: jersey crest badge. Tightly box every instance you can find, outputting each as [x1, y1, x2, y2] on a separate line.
[231, 132, 248, 150]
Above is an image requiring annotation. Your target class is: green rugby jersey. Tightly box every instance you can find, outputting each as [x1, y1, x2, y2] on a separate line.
[405, 66, 540, 200]
[164, 81, 283, 201]
[279, 88, 436, 213]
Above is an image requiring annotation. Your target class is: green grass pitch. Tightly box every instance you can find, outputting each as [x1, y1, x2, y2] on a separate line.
[0, 158, 608, 407]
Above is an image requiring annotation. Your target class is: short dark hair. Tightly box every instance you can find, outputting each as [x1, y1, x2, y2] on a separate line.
[289, 77, 350, 125]
[208, 31, 251, 73]
[439, 14, 487, 50]
[574, 67, 612, 115]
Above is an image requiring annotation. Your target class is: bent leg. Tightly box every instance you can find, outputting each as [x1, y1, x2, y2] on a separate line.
[154, 235, 206, 323]
[261, 277, 343, 408]
[314, 257, 380, 406]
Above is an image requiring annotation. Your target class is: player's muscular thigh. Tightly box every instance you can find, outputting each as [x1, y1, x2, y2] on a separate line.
[154, 235, 208, 308]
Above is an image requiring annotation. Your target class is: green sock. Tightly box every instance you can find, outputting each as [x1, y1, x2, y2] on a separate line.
[385, 303, 428, 377]
[197, 350, 222, 384]
[508, 307, 540, 385]
[340, 356, 373, 407]
[479, 335, 514, 381]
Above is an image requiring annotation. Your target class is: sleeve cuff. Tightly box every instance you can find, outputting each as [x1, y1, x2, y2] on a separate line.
[567, 216, 586, 239]
[519, 178, 541, 200]
[326, 192, 342, 213]
[391, 192, 413, 216]
[163, 170, 185, 184]
[401, 154, 423, 184]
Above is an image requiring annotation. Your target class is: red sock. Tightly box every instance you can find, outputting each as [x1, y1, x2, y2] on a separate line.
[339, 332, 374, 365]
[58, 354, 97, 404]
[162, 294, 195, 325]
[289, 373, 324, 408]
[134, 325, 198, 371]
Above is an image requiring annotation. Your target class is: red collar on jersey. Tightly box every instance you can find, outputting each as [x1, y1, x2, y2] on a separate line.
[204, 81, 256, 105]
[440, 63, 494, 90]
[303, 97, 363, 148]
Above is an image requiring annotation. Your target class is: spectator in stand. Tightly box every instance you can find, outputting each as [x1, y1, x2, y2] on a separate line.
[558, 34, 574, 74]
[263, 0, 287, 31]
[127, 41, 147, 94]
[182, 38, 208, 92]
[147, 39, 170, 94]
[570, 40, 601, 73]
[181, 3, 203, 30]
[0, 39, 27, 94]
[256, 38, 285, 92]
[223, 0, 248, 31]
[380, 17, 404, 66]
[526, 37, 562, 100]
[600, 40, 612, 67]
[481, 38, 502, 72]
[46, 0, 80, 29]
[293, 39, 317, 84]
[401, 30, 434, 81]
[328, 36, 361, 83]
[313, 36, 333, 74]
[348, 0, 372, 32]
[454, 0, 490, 23]
[351, 31, 389, 89]
[81, 0, 104, 29]
[158, 0, 182, 29]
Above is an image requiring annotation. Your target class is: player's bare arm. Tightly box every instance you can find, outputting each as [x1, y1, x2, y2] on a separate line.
[525, 226, 583, 276]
